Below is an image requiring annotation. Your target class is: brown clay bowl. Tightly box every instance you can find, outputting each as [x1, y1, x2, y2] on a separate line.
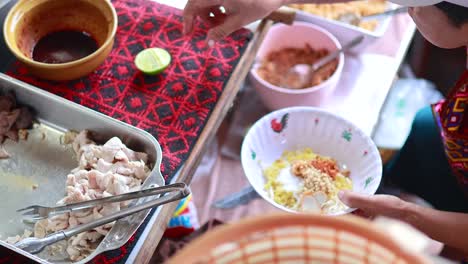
[3, 0, 117, 81]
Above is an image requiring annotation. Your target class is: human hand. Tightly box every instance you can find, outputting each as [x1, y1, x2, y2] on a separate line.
[338, 191, 409, 220]
[183, 0, 284, 43]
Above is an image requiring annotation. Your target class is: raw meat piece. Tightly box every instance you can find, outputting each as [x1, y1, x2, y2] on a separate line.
[27, 130, 153, 262]
[5, 230, 32, 244]
[0, 91, 33, 149]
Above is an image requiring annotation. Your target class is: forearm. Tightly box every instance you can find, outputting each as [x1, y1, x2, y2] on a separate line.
[402, 203, 468, 255]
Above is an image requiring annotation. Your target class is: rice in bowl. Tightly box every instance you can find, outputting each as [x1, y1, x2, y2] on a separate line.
[263, 148, 353, 214]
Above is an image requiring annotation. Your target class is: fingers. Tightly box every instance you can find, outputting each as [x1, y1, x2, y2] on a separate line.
[183, 0, 223, 35]
[183, 0, 199, 35]
[183, 0, 244, 44]
[339, 191, 408, 219]
[338, 191, 374, 210]
[207, 15, 242, 42]
[183, 12, 194, 35]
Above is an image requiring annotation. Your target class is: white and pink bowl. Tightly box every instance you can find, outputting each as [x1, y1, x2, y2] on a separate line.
[241, 107, 383, 215]
[249, 22, 344, 111]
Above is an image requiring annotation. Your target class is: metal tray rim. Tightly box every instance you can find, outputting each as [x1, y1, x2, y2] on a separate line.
[0, 73, 163, 172]
[293, 1, 398, 38]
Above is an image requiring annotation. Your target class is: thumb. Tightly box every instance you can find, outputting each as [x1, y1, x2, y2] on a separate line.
[338, 191, 374, 209]
[207, 16, 242, 43]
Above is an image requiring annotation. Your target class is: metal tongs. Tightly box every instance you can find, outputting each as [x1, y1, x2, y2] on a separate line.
[14, 183, 190, 254]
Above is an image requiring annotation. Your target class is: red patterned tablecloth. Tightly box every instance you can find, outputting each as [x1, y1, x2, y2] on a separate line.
[1, 0, 252, 263]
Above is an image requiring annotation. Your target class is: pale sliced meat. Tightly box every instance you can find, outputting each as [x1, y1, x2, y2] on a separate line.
[72, 170, 90, 183]
[66, 245, 81, 262]
[100, 137, 124, 162]
[5, 235, 21, 244]
[0, 92, 33, 149]
[34, 220, 49, 238]
[96, 159, 113, 173]
[97, 159, 148, 179]
[114, 150, 129, 162]
[69, 216, 79, 228]
[72, 130, 94, 155]
[123, 147, 148, 163]
[75, 214, 95, 225]
[99, 201, 120, 216]
[94, 226, 111, 236]
[94, 171, 113, 191]
[48, 214, 70, 232]
[66, 174, 77, 186]
[6, 230, 32, 244]
[109, 179, 130, 196]
[58, 186, 87, 205]
[128, 161, 149, 179]
[18, 131, 152, 262]
[67, 231, 103, 261]
[79, 145, 100, 168]
[73, 209, 93, 218]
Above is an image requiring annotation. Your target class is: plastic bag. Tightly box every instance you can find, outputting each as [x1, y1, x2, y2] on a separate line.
[373, 78, 443, 149]
[164, 193, 200, 239]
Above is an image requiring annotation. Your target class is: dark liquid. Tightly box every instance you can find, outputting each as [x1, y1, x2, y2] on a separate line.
[32, 30, 99, 64]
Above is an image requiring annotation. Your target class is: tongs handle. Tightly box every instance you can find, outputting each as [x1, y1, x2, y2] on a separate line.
[50, 183, 187, 217]
[15, 184, 190, 254]
[62, 185, 190, 238]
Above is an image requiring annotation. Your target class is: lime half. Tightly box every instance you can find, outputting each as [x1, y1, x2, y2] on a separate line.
[135, 48, 171, 75]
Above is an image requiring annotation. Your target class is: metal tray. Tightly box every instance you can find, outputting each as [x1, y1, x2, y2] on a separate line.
[0, 73, 165, 263]
[293, 1, 398, 52]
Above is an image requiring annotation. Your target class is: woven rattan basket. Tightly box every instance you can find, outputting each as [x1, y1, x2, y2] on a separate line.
[168, 213, 431, 264]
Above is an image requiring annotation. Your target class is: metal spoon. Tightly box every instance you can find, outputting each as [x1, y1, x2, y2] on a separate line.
[338, 7, 408, 26]
[283, 35, 364, 89]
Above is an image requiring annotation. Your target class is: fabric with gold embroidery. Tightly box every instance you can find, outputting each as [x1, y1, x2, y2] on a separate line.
[432, 70, 468, 193]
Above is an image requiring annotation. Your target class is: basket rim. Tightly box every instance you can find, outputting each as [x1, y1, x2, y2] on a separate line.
[168, 213, 431, 264]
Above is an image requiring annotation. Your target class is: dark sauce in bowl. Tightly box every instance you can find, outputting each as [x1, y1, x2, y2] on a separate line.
[32, 30, 99, 64]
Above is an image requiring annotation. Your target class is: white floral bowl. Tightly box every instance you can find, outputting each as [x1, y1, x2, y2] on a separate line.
[241, 107, 382, 215]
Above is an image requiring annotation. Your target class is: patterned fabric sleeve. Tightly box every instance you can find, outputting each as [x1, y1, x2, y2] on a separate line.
[432, 70, 468, 195]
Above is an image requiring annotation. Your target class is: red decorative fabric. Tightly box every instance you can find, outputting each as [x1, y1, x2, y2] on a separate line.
[2, 0, 252, 263]
[432, 70, 468, 194]
[0, 252, 36, 264]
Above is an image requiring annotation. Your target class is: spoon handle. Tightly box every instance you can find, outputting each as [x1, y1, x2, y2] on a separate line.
[312, 35, 364, 71]
[361, 7, 408, 21]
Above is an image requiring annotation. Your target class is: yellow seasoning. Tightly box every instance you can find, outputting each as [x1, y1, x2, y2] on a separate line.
[134, 48, 171, 75]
